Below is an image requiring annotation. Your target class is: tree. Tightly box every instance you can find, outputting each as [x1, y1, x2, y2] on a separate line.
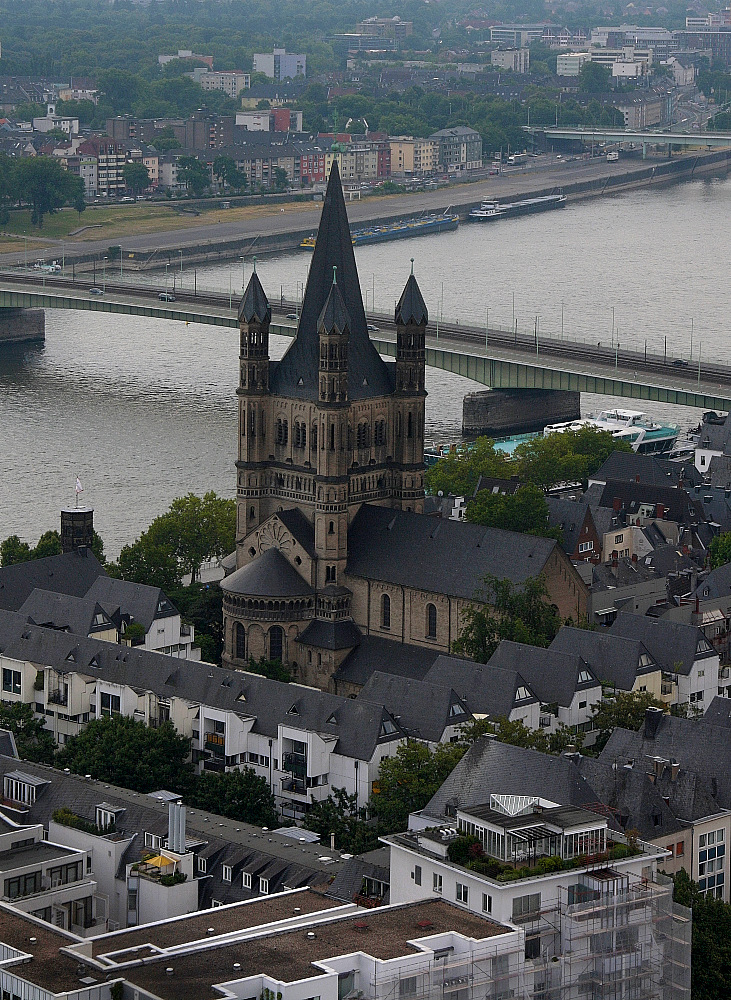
[272, 166, 289, 192]
[424, 437, 511, 496]
[245, 657, 292, 683]
[459, 716, 583, 755]
[369, 740, 465, 833]
[14, 156, 84, 228]
[578, 62, 612, 93]
[33, 530, 62, 559]
[56, 715, 194, 793]
[177, 156, 209, 196]
[589, 690, 666, 754]
[114, 491, 235, 588]
[673, 869, 731, 1000]
[122, 161, 150, 200]
[168, 582, 224, 665]
[466, 482, 560, 539]
[0, 153, 17, 226]
[0, 535, 32, 566]
[513, 427, 632, 491]
[304, 787, 377, 852]
[0, 702, 55, 763]
[452, 574, 565, 663]
[709, 531, 731, 569]
[188, 768, 278, 827]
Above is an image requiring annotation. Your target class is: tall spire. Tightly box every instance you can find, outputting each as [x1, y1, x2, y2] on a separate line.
[238, 269, 271, 324]
[268, 161, 392, 401]
[395, 270, 428, 327]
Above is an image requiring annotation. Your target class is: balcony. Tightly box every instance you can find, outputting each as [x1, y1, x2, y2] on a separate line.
[281, 776, 307, 795]
[283, 751, 307, 778]
[48, 691, 68, 706]
[205, 732, 225, 752]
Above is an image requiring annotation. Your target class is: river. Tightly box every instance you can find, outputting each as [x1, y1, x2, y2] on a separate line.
[1, 173, 730, 555]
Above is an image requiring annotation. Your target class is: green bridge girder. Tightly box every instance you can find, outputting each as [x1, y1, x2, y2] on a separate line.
[3, 284, 731, 412]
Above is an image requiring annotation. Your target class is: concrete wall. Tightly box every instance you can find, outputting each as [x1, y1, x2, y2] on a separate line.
[0, 308, 45, 345]
[462, 388, 581, 436]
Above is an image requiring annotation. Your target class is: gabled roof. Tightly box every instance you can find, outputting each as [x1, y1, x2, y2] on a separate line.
[317, 276, 351, 334]
[334, 635, 438, 689]
[591, 452, 700, 488]
[423, 654, 539, 718]
[238, 269, 271, 324]
[18, 589, 114, 637]
[609, 611, 715, 676]
[597, 480, 701, 525]
[549, 627, 659, 691]
[347, 504, 560, 599]
[269, 161, 393, 401]
[421, 737, 599, 822]
[357, 671, 470, 742]
[395, 272, 428, 326]
[220, 547, 314, 598]
[84, 576, 177, 631]
[486, 641, 601, 707]
[693, 561, 731, 601]
[275, 508, 316, 558]
[0, 549, 106, 613]
[575, 756, 684, 839]
[296, 619, 362, 650]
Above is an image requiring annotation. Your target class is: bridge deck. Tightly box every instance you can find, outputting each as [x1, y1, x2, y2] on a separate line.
[2, 272, 730, 410]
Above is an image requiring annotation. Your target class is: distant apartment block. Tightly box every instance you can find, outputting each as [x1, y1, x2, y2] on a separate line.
[236, 108, 303, 132]
[58, 86, 98, 104]
[158, 49, 213, 68]
[556, 51, 591, 75]
[32, 103, 79, 136]
[191, 68, 250, 98]
[429, 125, 483, 173]
[490, 47, 530, 73]
[355, 16, 413, 39]
[589, 45, 653, 75]
[253, 48, 306, 80]
[389, 136, 438, 175]
[490, 23, 556, 47]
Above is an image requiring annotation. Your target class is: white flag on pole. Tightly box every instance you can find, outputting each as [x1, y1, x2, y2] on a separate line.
[75, 477, 83, 494]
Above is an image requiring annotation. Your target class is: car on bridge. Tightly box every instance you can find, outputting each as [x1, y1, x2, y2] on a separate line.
[89, 287, 103, 296]
[286, 313, 298, 320]
[158, 292, 176, 302]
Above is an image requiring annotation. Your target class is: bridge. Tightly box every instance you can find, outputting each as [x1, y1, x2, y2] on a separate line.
[532, 127, 731, 156]
[2, 270, 731, 411]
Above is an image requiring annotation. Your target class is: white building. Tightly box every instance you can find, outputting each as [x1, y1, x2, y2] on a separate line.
[490, 48, 530, 73]
[32, 103, 80, 135]
[191, 68, 251, 97]
[556, 51, 591, 76]
[253, 48, 306, 80]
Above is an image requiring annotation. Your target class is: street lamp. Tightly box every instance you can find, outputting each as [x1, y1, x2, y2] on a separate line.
[179, 249, 183, 274]
[240, 256, 246, 293]
[165, 263, 170, 296]
[103, 257, 107, 293]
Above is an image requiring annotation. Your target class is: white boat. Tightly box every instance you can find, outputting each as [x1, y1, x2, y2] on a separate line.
[544, 408, 679, 455]
[468, 201, 505, 220]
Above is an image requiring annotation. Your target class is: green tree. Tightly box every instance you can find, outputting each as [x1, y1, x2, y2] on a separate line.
[115, 535, 181, 592]
[122, 161, 150, 199]
[589, 690, 666, 754]
[673, 869, 731, 1000]
[513, 427, 632, 491]
[578, 62, 612, 93]
[459, 716, 583, 755]
[304, 787, 377, 852]
[424, 437, 511, 496]
[177, 156, 209, 196]
[32, 530, 62, 559]
[369, 740, 465, 833]
[168, 582, 224, 665]
[0, 153, 16, 225]
[245, 657, 292, 683]
[452, 574, 565, 663]
[0, 702, 56, 763]
[56, 715, 193, 793]
[0, 535, 33, 566]
[14, 156, 83, 228]
[709, 531, 731, 569]
[466, 482, 560, 539]
[188, 768, 278, 827]
[272, 166, 289, 192]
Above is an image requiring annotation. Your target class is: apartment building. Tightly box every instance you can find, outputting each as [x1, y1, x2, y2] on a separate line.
[253, 48, 306, 80]
[429, 126, 483, 173]
[389, 136, 438, 176]
[191, 68, 251, 98]
[490, 48, 531, 73]
[77, 137, 126, 197]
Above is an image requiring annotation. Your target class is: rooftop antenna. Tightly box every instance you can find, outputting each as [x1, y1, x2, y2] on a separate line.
[410, 257, 414, 275]
[332, 265, 337, 285]
[252, 256, 257, 273]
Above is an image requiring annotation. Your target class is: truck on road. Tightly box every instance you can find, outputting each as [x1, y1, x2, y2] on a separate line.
[508, 152, 528, 165]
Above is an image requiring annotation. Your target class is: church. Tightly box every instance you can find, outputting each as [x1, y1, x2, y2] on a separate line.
[221, 163, 587, 692]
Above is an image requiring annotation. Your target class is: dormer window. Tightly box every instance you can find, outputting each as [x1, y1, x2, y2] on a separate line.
[578, 669, 594, 684]
[287, 704, 299, 716]
[515, 686, 532, 702]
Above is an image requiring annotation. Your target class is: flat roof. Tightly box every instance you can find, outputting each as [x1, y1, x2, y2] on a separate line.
[462, 804, 605, 831]
[124, 901, 509, 1000]
[0, 840, 79, 873]
[0, 907, 89, 994]
[92, 889, 337, 958]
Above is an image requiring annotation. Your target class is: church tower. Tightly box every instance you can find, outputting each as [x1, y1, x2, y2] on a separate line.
[223, 162, 429, 675]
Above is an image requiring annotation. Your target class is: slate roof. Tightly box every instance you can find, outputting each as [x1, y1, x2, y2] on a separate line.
[574, 756, 684, 840]
[0, 729, 17, 760]
[597, 480, 702, 525]
[697, 412, 731, 453]
[693, 562, 731, 600]
[296, 618, 362, 650]
[0, 549, 106, 612]
[238, 269, 271, 324]
[486, 641, 601, 708]
[318, 277, 351, 334]
[346, 504, 560, 599]
[220, 548, 315, 598]
[421, 737, 598, 821]
[269, 161, 394, 402]
[333, 635, 440, 689]
[0, 757, 340, 899]
[591, 452, 699, 489]
[549, 627, 659, 691]
[422, 654, 539, 719]
[276, 508, 316, 558]
[472, 476, 522, 498]
[326, 848, 391, 904]
[395, 272, 428, 326]
[708, 454, 731, 488]
[699, 695, 731, 727]
[608, 611, 715, 676]
[547, 495, 617, 557]
[18, 589, 114, 637]
[357, 671, 471, 742]
[84, 576, 177, 630]
[0, 612, 401, 761]
[601, 715, 731, 816]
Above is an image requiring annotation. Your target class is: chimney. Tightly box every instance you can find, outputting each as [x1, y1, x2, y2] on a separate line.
[636, 474, 640, 483]
[613, 497, 622, 512]
[632, 553, 638, 563]
[168, 801, 187, 853]
[644, 706, 664, 740]
[670, 759, 680, 782]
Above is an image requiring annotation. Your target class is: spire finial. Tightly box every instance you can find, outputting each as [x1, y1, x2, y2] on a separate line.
[332, 265, 337, 286]
[252, 256, 257, 274]
[410, 258, 414, 275]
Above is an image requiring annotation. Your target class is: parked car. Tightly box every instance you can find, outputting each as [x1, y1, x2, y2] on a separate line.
[367, 323, 379, 332]
[286, 313, 298, 320]
[89, 287, 104, 296]
[158, 292, 176, 302]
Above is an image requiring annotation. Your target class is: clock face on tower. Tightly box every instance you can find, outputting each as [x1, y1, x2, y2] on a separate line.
[258, 520, 293, 554]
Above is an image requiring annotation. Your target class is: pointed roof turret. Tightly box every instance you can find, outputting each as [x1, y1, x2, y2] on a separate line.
[238, 266, 271, 324]
[395, 263, 428, 326]
[318, 266, 351, 334]
[268, 161, 392, 401]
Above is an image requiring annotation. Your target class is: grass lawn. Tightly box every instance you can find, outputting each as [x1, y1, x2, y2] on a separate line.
[0, 199, 318, 244]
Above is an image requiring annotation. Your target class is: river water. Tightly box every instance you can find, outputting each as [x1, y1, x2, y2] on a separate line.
[2, 173, 730, 555]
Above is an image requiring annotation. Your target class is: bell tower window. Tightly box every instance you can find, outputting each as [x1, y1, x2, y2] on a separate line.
[381, 594, 391, 629]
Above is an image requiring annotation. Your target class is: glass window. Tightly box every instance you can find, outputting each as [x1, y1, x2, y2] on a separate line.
[381, 594, 391, 629]
[242, 872, 252, 888]
[412, 865, 422, 886]
[235, 623, 246, 660]
[676, 842, 685, 857]
[399, 979, 417, 998]
[426, 603, 437, 639]
[223, 865, 232, 882]
[482, 892, 492, 913]
[433, 873, 442, 893]
[269, 625, 284, 662]
[456, 882, 468, 904]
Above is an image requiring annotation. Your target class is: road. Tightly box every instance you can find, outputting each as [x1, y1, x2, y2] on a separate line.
[0, 152, 689, 266]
